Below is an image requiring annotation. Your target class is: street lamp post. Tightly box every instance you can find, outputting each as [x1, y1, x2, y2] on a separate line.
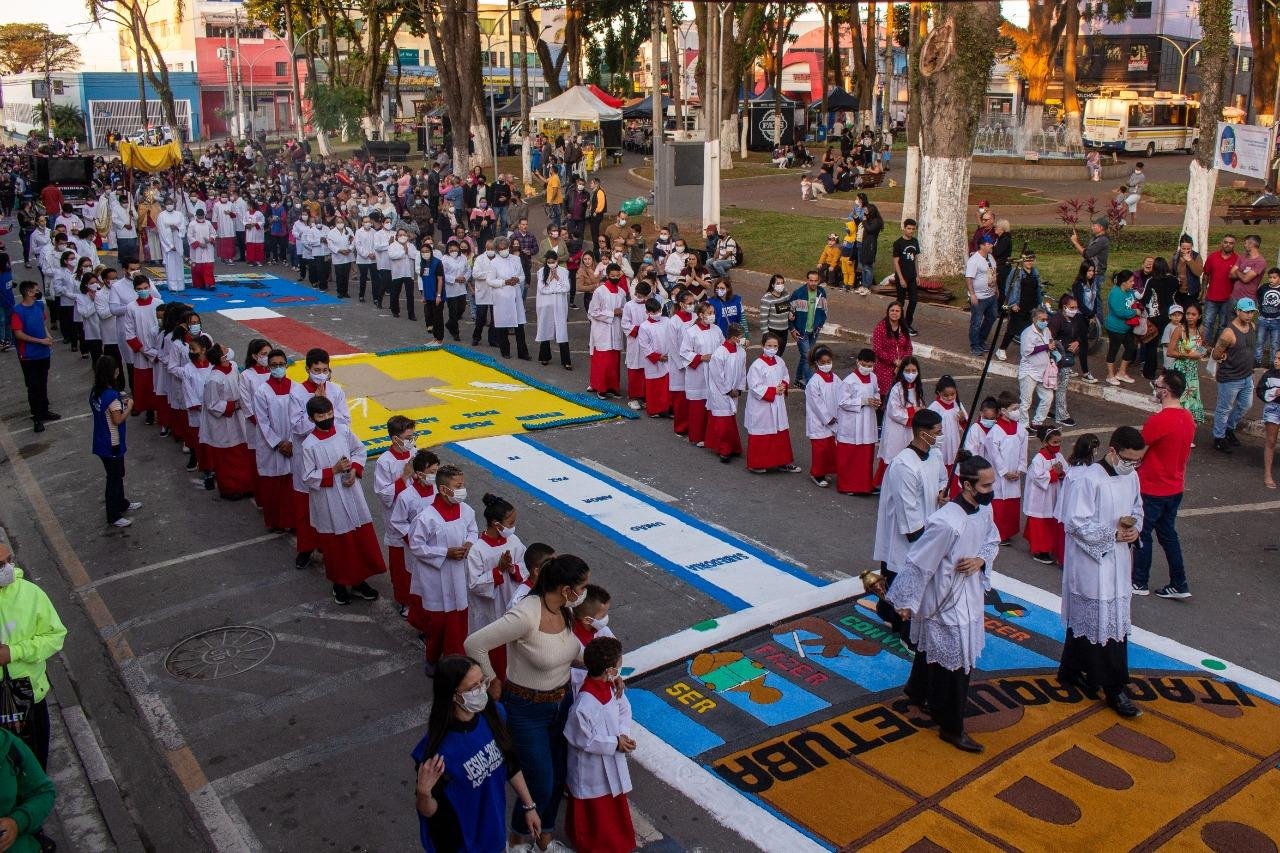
[281, 22, 324, 142]
[243, 43, 290, 140]
[1155, 35, 1203, 95]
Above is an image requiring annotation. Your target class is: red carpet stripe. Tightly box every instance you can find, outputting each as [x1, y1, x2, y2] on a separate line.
[237, 316, 360, 357]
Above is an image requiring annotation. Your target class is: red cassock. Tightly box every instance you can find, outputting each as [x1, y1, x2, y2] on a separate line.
[992, 498, 1021, 542]
[686, 398, 709, 445]
[317, 523, 386, 587]
[257, 474, 293, 530]
[746, 430, 794, 470]
[645, 375, 671, 416]
[590, 349, 621, 396]
[672, 391, 688, 435]
[245, 241, 264, 264]
[704, 414, 742, 458]
[213, 443, 257, 497]
[810, 436, 837, 479]
[1024, 517, 1066, 564]
[627, 368, 646, 402]
[835, 442, 875, 494]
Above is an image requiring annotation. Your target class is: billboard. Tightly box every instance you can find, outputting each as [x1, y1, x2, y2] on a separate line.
[1216, 122, 1273, 180]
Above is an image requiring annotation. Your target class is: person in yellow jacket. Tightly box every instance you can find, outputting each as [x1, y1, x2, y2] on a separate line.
[817, 233, 843, 290]
[0, 541, 68, 772]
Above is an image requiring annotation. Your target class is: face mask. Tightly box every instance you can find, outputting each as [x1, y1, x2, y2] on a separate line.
[1113, 456, 1138, 476]
[419, 471, 437, 487]
[980, 417, 996, 429]
[902, 371, 918, 383]
[456, 685, 488, 714]
[269, 365, 287, 379]
[498, 249, 510, 258]
[1064, 308, 1079, 318]
[1152, 387, 1166, 403]
[137, 288, 151, 300]
[397, 236, 408, 244]
[224, 348, 235, 365]
[0, 562, 14, 587]
[856, 364, 874, 377]
[970, 488, 995, 506]
[548, 261, 559, 269]
[817, 363, 834, 374]
[188, 323, 202, 335]
[397, 433, 417, 449]
[499, 525, 516, 538]
[1035, 320, 1049, 330]
[772, 284, 785, 293]
[165, 204, 175, 211]
[716, 288, 727, 297]
[256, 354, 270, 367]
[648, 312, 662, 320]
[313, 416, 334, 430]
[446, 486, 467, 505]
[309, 370, 329, 385]
[89, 284, 101, 292]
[1004, 409, 1022, 421]
[564, 586, 586, 608]
[763, 346, 779, 357]
[586, 613, 610, 629]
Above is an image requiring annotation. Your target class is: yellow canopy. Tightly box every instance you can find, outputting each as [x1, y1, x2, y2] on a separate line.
[118, 140, 183, 173]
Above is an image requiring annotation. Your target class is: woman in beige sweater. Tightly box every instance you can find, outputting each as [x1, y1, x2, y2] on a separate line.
[464, 554, 589, 853]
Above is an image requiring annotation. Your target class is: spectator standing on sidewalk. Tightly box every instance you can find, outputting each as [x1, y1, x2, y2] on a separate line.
[1230, 235, 1266, 308]
[1132, 369, 1195, 599]
[858, 204, 884, 292]
[1201, 235, 1238, 345]
[891, 220, 921, 336]
[1070, 217, 1110, 309]
[1070, 260, 1101, 382]
[1171, 234, 1204, 310]
[788, 272, 828, 385]
[1016, 307, 1055, 427]
[759, 275, 793, 356]
[1259, 352, 1280, 489]
[1103, 270, 1140, 386]
[1256, 267, 1280, 365]
[996, 249, 1043, 361]
[965, 235, 998, 356]
[1211, 298, 1259, 453]
[1047, 295, 1081, 427]
[991, 219, 1014, 304]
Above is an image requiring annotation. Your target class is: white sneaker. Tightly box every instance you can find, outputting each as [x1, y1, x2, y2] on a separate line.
[855, 286, 870, 296]
[112, 517, 133, 528]
[995, 348, 1007, 362]
[539, 842, 574, 853]
[127, 501, 143, 511]
[627, 399, 641, 410]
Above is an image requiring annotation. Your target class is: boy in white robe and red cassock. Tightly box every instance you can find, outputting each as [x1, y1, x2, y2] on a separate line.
[406, 465, 478, 670]
[466, 493, 527, 679]
[180, 334, 216, 488]
[981, 390, 1029, 544]
[835, 349, 881, 495]
[637, 298, 673, 417]
[571, 585, 617, 653]
[680, 302, 725, 447]
[667, 290, 698, 436]
[187, 207, 216, 289]
[745, 331, 800, 474]
[201, 344, 257, 500]
[588, 265, 628, 399]
[565, 636, 636, 853]
[705, 323, 747, 463]
[238, 340, 273, 508]
[1060, 426, 1146, 719]
[1024, 425, 1067, 565]
[244, 206, 265, 266]
[888, 455, 1001, 753]
[804, 344, 842, 488]
[300, 396, 386, 606]
[121, 275, 162, 423]
[374, 415, 420, 616]
[289, 348, 350, 570]
[873, 409, 949, 587]
[211, 193, 238, 263]
[388, 450, 439, 630]
[621, 280, 651, 410]
[251, 349, 297, 532]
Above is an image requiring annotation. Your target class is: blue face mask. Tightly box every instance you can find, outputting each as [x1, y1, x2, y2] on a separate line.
[1035, 320, 1049, 330]
[269, 366, 287, 380]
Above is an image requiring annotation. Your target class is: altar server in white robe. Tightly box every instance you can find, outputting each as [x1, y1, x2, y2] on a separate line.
[201, 345, 257, 500]
[1060, 426, 1146, 719]
[301, 396, 386, 606]
[186, 207, 216, 289]
[679, 302, 724, 447]
[180, 334, 215, 483]
[637, 298, 673, 417]
[211, 193, 238, 262]
[835, 349, 881, 495]
[873, 409, 948, 583]
[251, 349, 297, 532]
[534, 251, 572, 368]
[489, 238, 528, 359]
[238, 340, 273, 503]
[704, 323, 747, 463]
[288, 349, 350, 569]
[406, 465, 478, 669]
[981, 390, 1029, 543]
[1023, 425, 1068, 565]
[745, 330, 799, 474]
[888, 455, 1001, 753]
[120, 276, 163, 420]
[374, 415, 418, 612]
[927, 375, 968, 476]
[876, 357, 924, 487]
[804, 345, 842, 487]
[588, 266, 629, 398]
[466, 493, 527, 680]
[621, 280, 651, 408]
[388, 450, 439, 629]
[157, 198, 187, 291]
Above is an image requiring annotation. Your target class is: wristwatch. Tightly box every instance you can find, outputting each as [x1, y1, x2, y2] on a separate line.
[521, 803, 537, 812]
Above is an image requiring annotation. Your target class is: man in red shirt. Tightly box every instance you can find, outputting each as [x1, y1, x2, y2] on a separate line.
[39, 182, 64, 217]
[1133, 368, 1196, 599]
[1201, 235, 1238, 345]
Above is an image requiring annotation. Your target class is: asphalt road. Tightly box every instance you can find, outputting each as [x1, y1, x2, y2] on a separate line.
[2, 226, 1278, 851]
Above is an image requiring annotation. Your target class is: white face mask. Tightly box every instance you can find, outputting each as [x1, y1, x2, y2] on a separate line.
[716, 288, 727, 297]
[498, 249, 510, 258]
[772, 284, 785, 293]
[1004, 408, 1022, 421]
[0, 561, 14, 587]
[499, 525, 516, 538]
[817, 363, 834, 374]
[485, 250, 495, 258]
[1064, 307, 1079, 318]
[586, 613, 610, 629]
[902, 371, 918, 383]
[1113, 456, 1139, 476]
[446, 486, 467, 505]
[269, 365, 287, 379]
[456, 684, 488, 713]
[857, 364, 874, 376]
[256, 354, 269, 367]
[564, 586, 586, 608]
[223, 348, 235, 365]
[309, 370, 329, 385]
[763, 346, 779, 357]
[648, 312, 662, 320]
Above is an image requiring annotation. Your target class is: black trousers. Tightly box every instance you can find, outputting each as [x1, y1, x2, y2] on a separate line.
[309, 256, 331, 290]
[19, 357, 51, 419]
[472, 305, 494, 345]
[568, 218, 586, 240]
[333, 262, 352, 298]
[423, 299, 444, 340]
[497, 326, 529, 359]
[587, 214, 604, 245]
[999, 309, 1032, 350]
[235, 230, 246, 261]
[896, 276, 920, 329]
[58, 304, 75, 343]
[19, 698, 50, 771]
[357, 264, 375, 299]
[1106, 329, 1136, 365]
[904, 651, 971, 736]
[444, 295, 467, 340]
[85, 338, 103, 367]
[103, 343, 122, 368]
[1059, 629, 1130, 696]
[267, 234, 288, 262]
[538, 339, 571, 367]
[388, 278, 416, 319]
[297, 256, 309, 281]
[373, 269, 391, 305]
[100, 453, 128, 522]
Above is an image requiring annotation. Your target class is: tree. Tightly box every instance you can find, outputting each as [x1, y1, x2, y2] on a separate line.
[87, 0, 184, 141]
[1182, 0, 1232, 252]
[1000, 2, 1069, 151]
[1060, 0, 1084, 148]
[0, 23, 80, 75]
[415, 0, 491, 170]
[900, 2, 927, 224]
[1247, 0, 1279, 123]
[846, 2, 878, 130]
[693, 3, 762, 162]
[915, 1, 1002, 277]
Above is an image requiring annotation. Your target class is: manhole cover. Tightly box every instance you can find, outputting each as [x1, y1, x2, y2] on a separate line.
[165, 626, 275, 680]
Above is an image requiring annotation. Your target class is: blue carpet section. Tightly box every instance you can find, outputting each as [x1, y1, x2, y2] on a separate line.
[628, 690, 724, 755]
[160, 272, 341, 312]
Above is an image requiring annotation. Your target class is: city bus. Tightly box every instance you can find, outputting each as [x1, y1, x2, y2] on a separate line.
[1083, 91, 1199, 156]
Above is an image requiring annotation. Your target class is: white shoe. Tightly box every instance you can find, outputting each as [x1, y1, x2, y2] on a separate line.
[855, 286, 870, 296]
[112, 517, 133, 528]
[994, 348, 1007, 362]
[539, 842, 574, 853]
[627, 399, 641, 410]
[127, 501, 143, 511]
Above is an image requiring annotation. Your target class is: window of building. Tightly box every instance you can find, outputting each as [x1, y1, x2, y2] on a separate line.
[274, 61, 288, 76]
[1240, 55, 1252, 72]
[1132, 1, 1152, 18]
[483, 51, 505, 68]
[205, 24, 265, 39]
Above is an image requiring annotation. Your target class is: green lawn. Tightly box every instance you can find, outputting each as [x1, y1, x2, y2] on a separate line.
[831, 183, 1052, 207]
[634, 150, 808, 181]
[1139, 182, 1256, 206]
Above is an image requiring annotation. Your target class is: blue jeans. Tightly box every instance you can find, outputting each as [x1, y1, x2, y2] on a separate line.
[1133, 492, 1186, 591]
[708, 258, 734, 278]
[545, 203, 562, 228]
[1213, 374, 1255, 438]
[795, 330, 818, 384]
[502, 691, 569, 836]
[968, 295, 997, 352]
[1203, 299, 1229, 346]
[1256, 317, 1280, 362]
[0, 303, 13, 347]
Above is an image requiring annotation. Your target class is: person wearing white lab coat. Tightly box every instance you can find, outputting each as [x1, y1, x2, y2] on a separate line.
[93, 273, 121, 367]
[307, 219, 331, 291]
[230, 191, 250, 261]
[589, 268, 629, 399]
[202, 347, 256, 500]
[1024, 426, 1068, 565]
[679, 303, 724, 446]
[157, 200, 188, 290]
[471, 242, 497, 346]
[873, 409, 948, 582]
[76, 274, 102, 364]
[406, 465, 478, 666]
[326, 220, 355, 297]
[186, 209, 216, 289]
[621, 281, 652, 409]
[489, 239, 528, 359]
[300, 395, 386, 605]
[1059, 427, 1146, 718]
[292, 212, 312, 281]
[109, 193, 139, 265]
[354, 217, 377, 302]
[836, 350, 881, 495]
[804, 344, 842, 487]
[888, 455, 1001, 753]
[705, 325, 747, 463]
[637, 299, 673, 417]
[371, 218, 394, 306]
[534, 252, 572, 367]
[981, 394, 1029, 543]
[744, 331, 799, 474]
[877, 358, 923, 486]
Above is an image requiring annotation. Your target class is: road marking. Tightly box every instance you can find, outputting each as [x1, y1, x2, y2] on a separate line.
[76, 533, 285, 593]
[452, 434, 825, 610]
[271, 632, 393, 657]
[578, 458, 678, 503]
[1179, 499, 1280, 517]
[217, 307, 283, 320]
[9, 411, 93, 434]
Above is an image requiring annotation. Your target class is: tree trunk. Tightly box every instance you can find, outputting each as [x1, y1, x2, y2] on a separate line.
[830, 3, 843, 90]
[424, 0, 484, 170]
[664, 4, 683, 138]
[901, 3, 924, 224]
[1248, 0, 1279, 123]
[1001, 4, 1066, 153]
[718, 4, 759, 160]
[917, 2, 1001, 277]
[1061, 0, 1082, 149]
[1183, 0, 1232, 251]
[821, 5, 830, 120]
[847, 3, 873, 132]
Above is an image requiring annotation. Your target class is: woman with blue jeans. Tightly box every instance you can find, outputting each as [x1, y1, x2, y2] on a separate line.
[465, 555, 589, 853]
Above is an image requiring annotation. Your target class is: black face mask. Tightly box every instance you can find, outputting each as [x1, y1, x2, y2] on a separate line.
[970, 488, 995, 506]
[313, 417, 334, 430]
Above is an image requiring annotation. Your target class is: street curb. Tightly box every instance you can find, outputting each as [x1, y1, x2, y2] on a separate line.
[0, 527, 147, 853]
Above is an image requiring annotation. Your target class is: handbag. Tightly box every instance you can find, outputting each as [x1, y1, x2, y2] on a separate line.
[1043, 359, 1059, 391]
[0, 667, 35, 734]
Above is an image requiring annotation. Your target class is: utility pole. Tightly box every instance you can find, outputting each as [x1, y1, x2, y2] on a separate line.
[234, 8, 244, 138]
[650, 0, 663, 223]
[224, 26, 236, 139]
[880, 1, 892, 138]
[701, 3, 720, 231]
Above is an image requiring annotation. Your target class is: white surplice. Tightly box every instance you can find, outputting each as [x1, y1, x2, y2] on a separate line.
[1061, 463, 1143, 645]
[466, 533, 529, 634]
[406, 497, 478, 611]
[836, 371, 879, 445]
[804, 371, 841, 439]
[878, 381, 920, 464]
[706, 343, 747, 417]
[680, 322, 725, 401]
[565, 684, 634, 799]
[872, 446, 949, 574]
[744, 355, 790, 436]
[301, 427, 372, 534]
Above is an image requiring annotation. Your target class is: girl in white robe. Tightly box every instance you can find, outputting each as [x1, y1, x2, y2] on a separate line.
[588, 272, 628, 398]
[1055, 433, 1100, 525]
[679, 305, 725, 447]
[180, 334, 215, 485]
[186, 210, 216, 288]
[1024, 425, 1068, 564]
[981, 391, 1029, 543]
[565, 638, 635, 853]
[300, 397, 386, 603]
[406, 466, 478, 667]
[667, 294, 698, 436]
[288, 359, 351, 568]
[244, 207, 265, 265]
[636, 299, 673, 417]
[534, 253, 572, 368]
[466, 494, 527, 680]
[621, 282, 651, 409]
[251, 354, 297, 532]
[876, 357, 923, 486]
[75, 276, 102, 365]
[804, 345, 842, 487]
[121, 282, 163, 420]
[387, 452, 439, 623]
[161, 311, 191, 443]
[201, 345, 256, 500]
[745, 331, 798, 473]
[705, 325, 747, 462]
[927, 375, 968, 475]
[238, 340, 273, 507]
[836, 350, 881, 495]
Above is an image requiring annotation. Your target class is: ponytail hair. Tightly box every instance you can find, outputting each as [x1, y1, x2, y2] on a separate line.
[481, 493, 514, 526]
[533, 554, 590, 629]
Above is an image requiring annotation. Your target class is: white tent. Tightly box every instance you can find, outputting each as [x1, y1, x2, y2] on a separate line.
[528, 85, 623, 122]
